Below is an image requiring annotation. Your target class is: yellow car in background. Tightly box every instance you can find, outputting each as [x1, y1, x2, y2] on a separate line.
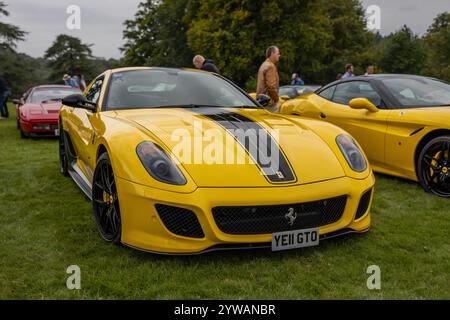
[59, 67, 374, 254]
[281, 74, 450, 198]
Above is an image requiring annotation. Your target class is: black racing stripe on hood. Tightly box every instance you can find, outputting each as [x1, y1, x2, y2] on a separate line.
[191, 108, 296, 184]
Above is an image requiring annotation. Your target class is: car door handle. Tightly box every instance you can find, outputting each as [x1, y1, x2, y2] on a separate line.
[319, 112, 327, 119]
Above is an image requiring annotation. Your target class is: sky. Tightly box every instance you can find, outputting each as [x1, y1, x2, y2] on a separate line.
[2, 0, 450, 59]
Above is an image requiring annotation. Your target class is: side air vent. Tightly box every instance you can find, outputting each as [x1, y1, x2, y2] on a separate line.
[155, 204, 204, 238]
[355, 189, 373, 220]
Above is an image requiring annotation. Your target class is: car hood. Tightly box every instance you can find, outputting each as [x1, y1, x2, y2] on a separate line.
[114, 107, 346, 187]
[22, 102, 62, 119]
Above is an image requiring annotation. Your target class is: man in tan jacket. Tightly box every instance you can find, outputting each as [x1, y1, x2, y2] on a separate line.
[256, 46, 281, 112]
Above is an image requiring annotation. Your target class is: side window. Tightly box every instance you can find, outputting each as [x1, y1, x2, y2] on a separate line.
[333, 81, 381, 106]
[85, 78, 104, 104]
[318, 86, 336, 101]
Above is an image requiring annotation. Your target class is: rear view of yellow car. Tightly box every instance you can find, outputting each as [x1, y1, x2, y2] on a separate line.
[59, 67, 374, 254]
[281, 74, 450, 197]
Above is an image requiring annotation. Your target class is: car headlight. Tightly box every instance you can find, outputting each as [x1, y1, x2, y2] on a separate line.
[336, 134, 367, 172]
[136, 141, 186, 185]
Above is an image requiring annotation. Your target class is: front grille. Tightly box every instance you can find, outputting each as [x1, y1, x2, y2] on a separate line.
[212, 196, 347, 235]
[355, 189, 372, 220]
[32, 123, 58, 131]
[155, 204, 204, 238]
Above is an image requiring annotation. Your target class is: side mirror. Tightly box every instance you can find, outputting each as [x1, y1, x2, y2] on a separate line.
[62, 94, 97, 112]
[12, 99, 24, 105]
[349, 98, 379, 113]
[256, 94, 271, 107]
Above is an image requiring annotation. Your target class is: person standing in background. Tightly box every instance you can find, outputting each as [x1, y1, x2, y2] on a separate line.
[0, 75, 10, 119]
[365, 65, 375, 76]
[78, 74, 87, 91]
[341, 63, 355, 79]
[63, 74, 79, 88]
[192, 55, 220, 74]
[291, 73, 305, 86]
[72, 74, 80, 88]
[256, 46, 281, 112]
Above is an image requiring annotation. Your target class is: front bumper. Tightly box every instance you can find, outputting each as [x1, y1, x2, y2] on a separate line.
[117, 173, 375, 254]
[20, 118, 59, 137]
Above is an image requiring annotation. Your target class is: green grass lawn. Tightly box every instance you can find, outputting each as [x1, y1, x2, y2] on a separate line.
[0, 103, 449, 299]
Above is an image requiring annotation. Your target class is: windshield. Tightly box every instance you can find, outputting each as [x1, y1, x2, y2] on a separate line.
[295, 86, 321, 95]
[279, 86, 321, 98]
[30, 88, 81, 104]
[105, 69, 258, 110]
[279, 87, 298, 98]
[382, 77, 450, 107]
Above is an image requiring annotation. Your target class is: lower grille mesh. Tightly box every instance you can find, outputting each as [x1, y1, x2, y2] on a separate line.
[212, 196, 347, 235]
[155, 204, 204, 238]
[355, 189, 372, 220]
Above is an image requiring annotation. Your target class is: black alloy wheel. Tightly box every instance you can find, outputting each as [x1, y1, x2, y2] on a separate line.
[92, 152, 122, 244]
[418, 136, 450, 198]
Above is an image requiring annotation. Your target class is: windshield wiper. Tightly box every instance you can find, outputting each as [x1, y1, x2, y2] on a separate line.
[151, 104, 222, 109]
[146, 104, 260, 109]
[231, 105, 261, 109]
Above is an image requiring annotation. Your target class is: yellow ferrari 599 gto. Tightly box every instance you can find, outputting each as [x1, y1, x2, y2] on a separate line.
[59, 67, 374, 254]
[281, 74, 450, 198]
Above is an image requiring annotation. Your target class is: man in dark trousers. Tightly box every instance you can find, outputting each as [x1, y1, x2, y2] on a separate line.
[0, 75, 10, 119]
[193, 55, 220, 74]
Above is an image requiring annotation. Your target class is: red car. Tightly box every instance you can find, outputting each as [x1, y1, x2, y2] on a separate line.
[14, 85, 82, 138]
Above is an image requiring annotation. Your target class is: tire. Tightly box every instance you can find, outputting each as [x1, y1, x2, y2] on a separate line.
[58, 123, 69, 177]
[16, 118, 20, 130]
[92, 152, 122, 245]
[417, 135, 450, 198]
[19, 128, 26, 139]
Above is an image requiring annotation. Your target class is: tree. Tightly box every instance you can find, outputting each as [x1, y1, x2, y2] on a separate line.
[424, 12, 450, 81]
[0, 48, 48, 97]
[0, 1, 31, 97]
[122, 0, 372, 87]
[323, 0, 375, 78]
[0, 1, 26, 49]
[44, 34, 95, 82]
[122, 0, 193, 68]
[378, 25, 425, 74]
[185, 0, 372, 86]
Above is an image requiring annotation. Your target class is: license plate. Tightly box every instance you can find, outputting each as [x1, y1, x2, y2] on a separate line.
[54, 129, 60, 136]
[272, 228, 319, 251]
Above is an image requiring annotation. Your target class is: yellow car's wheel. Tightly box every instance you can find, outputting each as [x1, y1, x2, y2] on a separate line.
[92, 152, 122, 244]
[418, 136, 450, 198]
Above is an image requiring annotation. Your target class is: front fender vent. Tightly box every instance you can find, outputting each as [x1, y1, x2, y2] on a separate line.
[355, 189, 373, 220]
[155, 204, 205, 238]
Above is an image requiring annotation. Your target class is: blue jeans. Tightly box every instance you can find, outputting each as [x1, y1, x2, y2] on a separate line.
[0, 90, 10, 118]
